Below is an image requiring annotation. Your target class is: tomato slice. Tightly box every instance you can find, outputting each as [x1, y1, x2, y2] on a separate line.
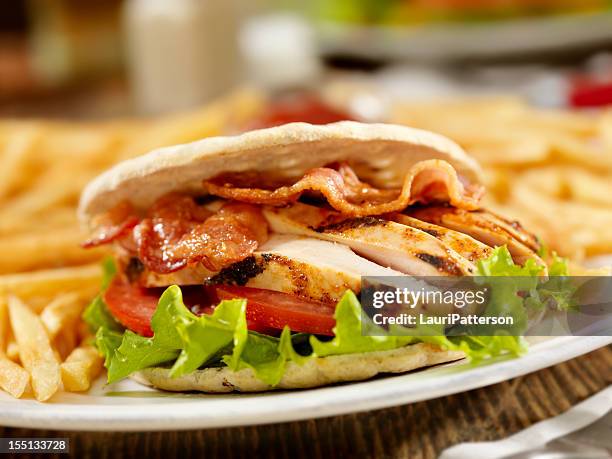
[104, 280, 217, 337]
[104, 278, 160, 337]
[104, 280, 336, 337]
[216, 286, 336, 336]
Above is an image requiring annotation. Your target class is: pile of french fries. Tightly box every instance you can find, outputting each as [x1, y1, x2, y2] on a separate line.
[391, 98, 612, 260]
[0, 266, 103, 401]
[0, 89, 264, 401]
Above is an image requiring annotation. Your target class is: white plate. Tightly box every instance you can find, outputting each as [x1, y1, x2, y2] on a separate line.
[0, 336, 609, 432]
[317, 12, 612, 60]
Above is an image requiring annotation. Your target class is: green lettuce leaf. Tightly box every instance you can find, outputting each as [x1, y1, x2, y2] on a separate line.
[223, 327, 310, 386]
[548, 253, 570, 277]
[476, 245, 544, 278]
[310, 288, 528, 363]
[536, 252, 576, 312]
[83, 296, 123, 333]
[279, 328, 311, 366]
[389, 321, 451, 348]
[95, 327, 123, 367]
[451, 335, 527, 362]
[170, 298, 247, 377]
[392, 323, 528, 362]
[477, 245, 575, 316]
[473, 246, 544, 335]
[224, 332, 283, 385]
[531, 248, 575, 311]
[105, 286, 196, 383]
[537, 242, 570, 276]
[450, 245, 557, 354]
[83, 258, 123, 333]
[107, 331, 180, 383]
[310, 291, 414, 357]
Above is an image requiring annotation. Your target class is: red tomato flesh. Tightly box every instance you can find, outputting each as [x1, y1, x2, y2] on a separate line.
[104, 278, 160, 337]
[104, 279, 336, 337]
[215, 286, 336, 336]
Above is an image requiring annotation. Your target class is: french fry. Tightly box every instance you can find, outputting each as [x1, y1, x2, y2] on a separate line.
[509, 185, 612, 256]
[551, 135, 612, 171]
[60, 345, 103, 392]
[0, 123, 41, 199]
[36, 123, 119, 164]
[466, 136, 549, 165]
[53, 327, 78, 362]
[6, 339, 20, 363]
[0, 264, 101, 307]
[76, 321, 93, 344]
[564, 169, 612, 207]
[40, 293, 84, 339]
[0, 207, 77, 236]
[8, 296, 61, 402]
[0, 228, 108, 274]
[0, 357, 30, 399]
[0, 296, 7, 352]
[0, 166, 92, 221]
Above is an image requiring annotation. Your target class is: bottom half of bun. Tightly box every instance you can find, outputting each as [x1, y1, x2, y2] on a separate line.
[131, 343, 465, 393]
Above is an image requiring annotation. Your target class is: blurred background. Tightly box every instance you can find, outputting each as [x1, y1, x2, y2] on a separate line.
[1, 0, 612, 276]
[2, 0, 612, 116]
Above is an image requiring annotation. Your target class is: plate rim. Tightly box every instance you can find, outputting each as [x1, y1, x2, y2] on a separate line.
[0, 336, 609, 432]
[317, 11, 612, 59]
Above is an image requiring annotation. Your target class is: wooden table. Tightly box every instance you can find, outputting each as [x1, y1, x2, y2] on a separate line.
[2, 346, 610, 459]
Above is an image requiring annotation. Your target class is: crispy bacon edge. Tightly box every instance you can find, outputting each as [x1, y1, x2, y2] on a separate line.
[203, 159, 483, 216]
[134, 202, 268, 274]
[83, 194, 268, 275]
[82, 201, 139, 248]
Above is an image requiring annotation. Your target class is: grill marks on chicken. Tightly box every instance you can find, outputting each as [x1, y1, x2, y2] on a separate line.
[204, 159, 483, 217]
[219, 235, 403, 303]
[142, 235, 403, 303]
[388, 213, 493, 263]
[408, 206, 544, 267]
[263, 203, 478, 276]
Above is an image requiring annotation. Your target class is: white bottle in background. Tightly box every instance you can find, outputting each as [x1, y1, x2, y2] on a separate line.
[240, 13, 322, 92]
[123, 0, 242, 115]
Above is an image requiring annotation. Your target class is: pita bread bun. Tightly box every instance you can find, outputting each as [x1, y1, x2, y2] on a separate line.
[79, 121, 482, 224]
[131, 343, 464, 393]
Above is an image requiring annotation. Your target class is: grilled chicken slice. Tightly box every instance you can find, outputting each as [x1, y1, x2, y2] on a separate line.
[263, 203, 477, 276]
[388, 213, 493, 263]
[216, 235, 404, 303]
[408, 206, 545, 267]
[140, 235, 404, 303]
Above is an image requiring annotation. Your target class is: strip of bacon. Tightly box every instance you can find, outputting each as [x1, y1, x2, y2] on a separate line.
[148, 192, 213, 221]
[82, 201, 139, 248]
[135, 202, 268, 274]
[203, 159, 483, 217]
[84, 193, 268, 275]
